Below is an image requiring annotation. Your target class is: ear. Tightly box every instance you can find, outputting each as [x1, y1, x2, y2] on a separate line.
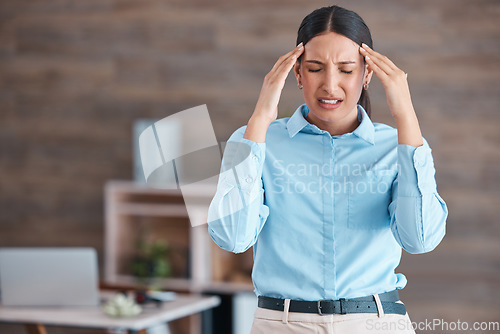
[364, 63, 374, 85]
[293, 60, 301, 84]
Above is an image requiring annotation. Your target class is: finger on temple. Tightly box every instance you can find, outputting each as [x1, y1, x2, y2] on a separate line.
[365, 56, 388, 79]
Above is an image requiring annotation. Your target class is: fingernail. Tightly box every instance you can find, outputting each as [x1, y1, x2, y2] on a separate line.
[297, 42, 303, 47]
[360, 47, 365, 52]
[362, 43, 369, 48]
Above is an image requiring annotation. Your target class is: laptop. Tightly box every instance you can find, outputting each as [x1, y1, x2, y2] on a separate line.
[0, 248, 99, 307]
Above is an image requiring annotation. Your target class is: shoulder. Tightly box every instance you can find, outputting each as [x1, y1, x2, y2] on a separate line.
[372, 121, 398, 146]
[373, 121, 397, 135]
[228, 117, 290, 142]
[372, 121, 432, 148]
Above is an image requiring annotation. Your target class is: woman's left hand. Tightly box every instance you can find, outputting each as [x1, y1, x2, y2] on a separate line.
[359, 43, 423, 147]
[359, 43, 414, 120]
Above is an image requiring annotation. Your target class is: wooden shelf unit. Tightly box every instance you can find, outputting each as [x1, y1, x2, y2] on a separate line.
[104, 180, 254, 294]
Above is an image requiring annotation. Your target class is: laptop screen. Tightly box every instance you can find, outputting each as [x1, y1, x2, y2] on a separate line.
[0, 248, 99, 307]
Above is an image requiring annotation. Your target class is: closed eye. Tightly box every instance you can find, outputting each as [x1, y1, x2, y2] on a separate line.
[308, 69, 353, 74]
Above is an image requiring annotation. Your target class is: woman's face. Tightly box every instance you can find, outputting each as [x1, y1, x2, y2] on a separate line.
[294, 32, 372, 128]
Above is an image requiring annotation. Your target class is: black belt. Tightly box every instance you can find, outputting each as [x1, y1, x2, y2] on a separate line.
[258, 290, 406, 315]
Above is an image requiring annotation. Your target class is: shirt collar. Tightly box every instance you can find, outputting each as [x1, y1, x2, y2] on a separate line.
[286, 103, 375, 145]
[286, 104, 310, 138]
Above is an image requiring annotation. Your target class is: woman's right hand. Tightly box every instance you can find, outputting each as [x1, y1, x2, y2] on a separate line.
[244, 43, 304, 143]
[252, 42, 304, 125]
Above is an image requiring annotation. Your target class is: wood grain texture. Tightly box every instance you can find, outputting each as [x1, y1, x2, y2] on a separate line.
[1, 0, 499, 333]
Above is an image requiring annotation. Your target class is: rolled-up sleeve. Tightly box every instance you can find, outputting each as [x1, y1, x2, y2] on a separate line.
[389, 137, 448, 254]
[207, 126, 269, 253]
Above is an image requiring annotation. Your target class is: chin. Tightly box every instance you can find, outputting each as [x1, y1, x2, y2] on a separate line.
[309, 105, 352, 123]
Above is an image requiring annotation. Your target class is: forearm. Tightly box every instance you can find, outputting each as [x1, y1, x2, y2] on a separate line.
[208, 189, 269, 253]
[390, 138, 448, 254]
[391, 193, 447, 254]
[393, 104, 424, 148]
[243, 115, 272, 143]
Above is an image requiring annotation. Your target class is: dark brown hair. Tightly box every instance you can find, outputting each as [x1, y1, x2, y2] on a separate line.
[296, 5, 373, 117]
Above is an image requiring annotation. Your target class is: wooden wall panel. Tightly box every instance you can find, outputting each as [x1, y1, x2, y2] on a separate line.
[1, 0, 499, 333]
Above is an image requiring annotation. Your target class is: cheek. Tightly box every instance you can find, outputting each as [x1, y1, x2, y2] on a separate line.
[301, 74, 317, 95]
[301, 71, 315, 85]
[345, 74, 364, 94]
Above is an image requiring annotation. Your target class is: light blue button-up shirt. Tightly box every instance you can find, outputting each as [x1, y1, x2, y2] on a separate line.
[207, 104, 447, 301]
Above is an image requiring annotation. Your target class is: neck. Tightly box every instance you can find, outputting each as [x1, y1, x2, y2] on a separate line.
[306, 108, 360, 136]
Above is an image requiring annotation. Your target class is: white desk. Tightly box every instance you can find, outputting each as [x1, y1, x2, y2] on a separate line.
[0, 292, 220, 334]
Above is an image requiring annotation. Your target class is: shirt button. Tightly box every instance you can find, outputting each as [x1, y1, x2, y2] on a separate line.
[246, 177, 253, 183]
[252, 155, 258, 161]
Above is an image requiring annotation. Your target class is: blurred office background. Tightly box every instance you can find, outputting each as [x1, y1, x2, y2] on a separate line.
[0, 0, 499, 333]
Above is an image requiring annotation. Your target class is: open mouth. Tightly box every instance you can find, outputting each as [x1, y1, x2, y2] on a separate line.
[318, 99, 341, 104]
[318, 98, 343, 109]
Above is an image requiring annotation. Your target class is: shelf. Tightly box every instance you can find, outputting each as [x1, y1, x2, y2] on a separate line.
[108, 180, 216, 197]
[107, 275, 195, 291]
[104, 180, 254, 296]
[201, 281, 254, 294]
[104, 180, 256, 334]
[105, 276, 254, 295]
[115, 203, 189, 217]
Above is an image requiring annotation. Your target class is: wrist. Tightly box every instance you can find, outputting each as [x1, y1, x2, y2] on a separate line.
[244, 116, 271, 143]
[392, 105, 417, 124]
[249, 114, 273, 128]
[394, 109, 424, 147]
[388, 93, 414, 120]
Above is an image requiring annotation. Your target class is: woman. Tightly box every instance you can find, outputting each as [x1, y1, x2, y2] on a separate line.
[207, 5, 448, 334]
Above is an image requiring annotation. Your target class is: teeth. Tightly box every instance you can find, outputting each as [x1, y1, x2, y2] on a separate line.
[320, 99, 339, 104]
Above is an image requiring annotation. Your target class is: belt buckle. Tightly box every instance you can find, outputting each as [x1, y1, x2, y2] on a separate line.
[316, 299, 333, 315]
[339, 298, 347, 315]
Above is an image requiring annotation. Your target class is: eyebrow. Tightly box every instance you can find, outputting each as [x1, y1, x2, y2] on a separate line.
[305, 60, 356, 65]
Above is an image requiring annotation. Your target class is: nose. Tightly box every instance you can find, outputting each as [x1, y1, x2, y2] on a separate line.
[321, 69, 341, 94]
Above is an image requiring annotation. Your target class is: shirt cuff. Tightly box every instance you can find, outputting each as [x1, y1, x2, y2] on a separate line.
[397, 141, 438, 197]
